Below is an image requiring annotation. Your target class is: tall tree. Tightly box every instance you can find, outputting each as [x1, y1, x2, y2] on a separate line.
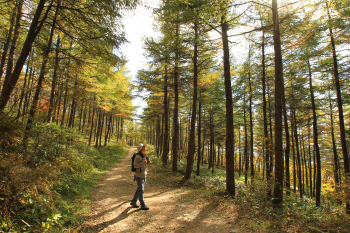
[221, 3, 235, 196]
[184, 11, 199, 180]
[23, 0, 59, 148]
[307, 59, 321, 206]
[172, 20, 180, 173]
[272, 0, 284, 206]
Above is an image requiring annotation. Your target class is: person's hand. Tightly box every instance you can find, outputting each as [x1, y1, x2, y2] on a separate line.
[147, 160, 151, 164]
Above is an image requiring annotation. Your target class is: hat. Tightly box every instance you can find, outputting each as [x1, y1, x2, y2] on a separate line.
[137, 143, 143, 151]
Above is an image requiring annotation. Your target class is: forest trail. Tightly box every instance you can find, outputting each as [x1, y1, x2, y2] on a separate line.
[76, 147, 243, 233]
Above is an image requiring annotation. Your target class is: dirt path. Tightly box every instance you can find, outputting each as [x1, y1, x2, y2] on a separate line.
[77, 147, 240, 233]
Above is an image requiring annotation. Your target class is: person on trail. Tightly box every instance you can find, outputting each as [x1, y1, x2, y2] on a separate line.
[131, 143, 151, 210]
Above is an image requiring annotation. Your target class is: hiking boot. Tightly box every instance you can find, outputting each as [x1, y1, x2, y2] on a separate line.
[130, 202, 139, 208]
[140, 205, 149, 210]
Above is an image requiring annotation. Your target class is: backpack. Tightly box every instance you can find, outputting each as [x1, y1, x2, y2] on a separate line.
[131, 152, 141, 172]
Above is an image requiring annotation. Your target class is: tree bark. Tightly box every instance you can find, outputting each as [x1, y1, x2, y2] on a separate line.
[308, 59, 321, 206]
[0, 0, 53, 111]
[293, 111, 302, 198]
[172, 23, 180, 173]
[68, 82, 78, 128]
[329, 90, 340, 185]
[244, 92, 248, 185]
[89, 103, 95, 146]
[283, 85, 291, 196]
[272, 0, 284, 206]
[104, 115, 112, 146]
[95, 110, 102, 147]
[197, 98, 202, 176]
[23, 62, 34, 122]
[221, 12, 235, 196]
[307, 124, 313, 197]
[0, 9, 16, 84]
[248, 46, 254, 184]
[47, 32, 61, 122]
[2, 0, 24, 92]
[162, 65, 169, 166]
[262, 26, 271, 195]
[239, 128, 242, 177]
[61, 79, 68, 126]
[184, 19, 198, 180]
[16, 58, 30, 120]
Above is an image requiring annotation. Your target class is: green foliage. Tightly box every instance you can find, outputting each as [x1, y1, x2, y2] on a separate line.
[0, 120, 126, 232]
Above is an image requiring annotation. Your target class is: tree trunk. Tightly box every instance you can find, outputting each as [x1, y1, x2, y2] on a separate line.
[78, 101, 84, 131]
[308, 59, 321, 206]
[302, 137, 308, 194]
[0, 0, 53, 111]
[262, 28, 271, 195]
[221, 12, 235, 196]
[272, 0, 284, 206]
[291, 110, 296, 193]
[95, 110, 102, 148]
[61, 79, 69, 126]
[209, 110, 213, 170]
[68, 98, 76, 128]
[162, 65, 169, 166]
[47, 32, 60, 122]
[282, 76, 291, 196]
[89, 103, 95, 145]
[104, 115, 112, 146]
[268, 84, 274, 179]
[159, 114, 164, 158]
[23, 62, 34, 122]
[239, 128, 242, 177]
[197, 98, 201, 176]
[248, 48, 254, 184]
[16, 58, 30, 119]
[0, 9, 16, 83]
[120, 118, 124, 140]
[156, 118, 161, 156]
[2, 0, 24, 92]
[293, 111, 302, 198]
[307, 124, 313, 197]
[244, 92, 248, 185]
[54, 75, 62, 125]
[172, 23, 180, 173]
[210, 116, 215, 174]
[329, 90, 340, 185]
[184, 20, 198, 180]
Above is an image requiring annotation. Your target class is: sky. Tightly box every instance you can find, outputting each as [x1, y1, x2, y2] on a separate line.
[120, 1, 160, 118]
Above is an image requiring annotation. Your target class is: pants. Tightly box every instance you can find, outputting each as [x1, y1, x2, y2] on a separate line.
[132, 177, 146, 207]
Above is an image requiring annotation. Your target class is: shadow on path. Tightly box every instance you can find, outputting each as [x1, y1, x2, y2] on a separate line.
[78, 206, 141, 232]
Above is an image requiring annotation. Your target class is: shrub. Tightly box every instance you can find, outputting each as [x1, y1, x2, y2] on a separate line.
[0, 120, 126, 232]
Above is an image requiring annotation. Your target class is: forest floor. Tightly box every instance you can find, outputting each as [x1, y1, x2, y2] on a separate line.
[75, 147, 244, 233]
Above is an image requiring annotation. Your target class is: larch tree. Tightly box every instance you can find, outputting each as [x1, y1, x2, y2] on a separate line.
[272, 0, 284, 206]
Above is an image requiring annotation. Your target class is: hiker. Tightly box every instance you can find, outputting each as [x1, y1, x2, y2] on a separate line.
[131, 143, 151, 210]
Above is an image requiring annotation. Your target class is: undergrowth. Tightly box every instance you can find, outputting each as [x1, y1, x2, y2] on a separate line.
[0, 119, 126, 232]
[150, 153, 350, 233]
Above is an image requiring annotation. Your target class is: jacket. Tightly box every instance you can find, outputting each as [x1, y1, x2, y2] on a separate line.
[133, 152, 148, 178]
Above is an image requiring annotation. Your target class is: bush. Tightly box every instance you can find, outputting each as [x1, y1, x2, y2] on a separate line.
[0, 120, 126, 232]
